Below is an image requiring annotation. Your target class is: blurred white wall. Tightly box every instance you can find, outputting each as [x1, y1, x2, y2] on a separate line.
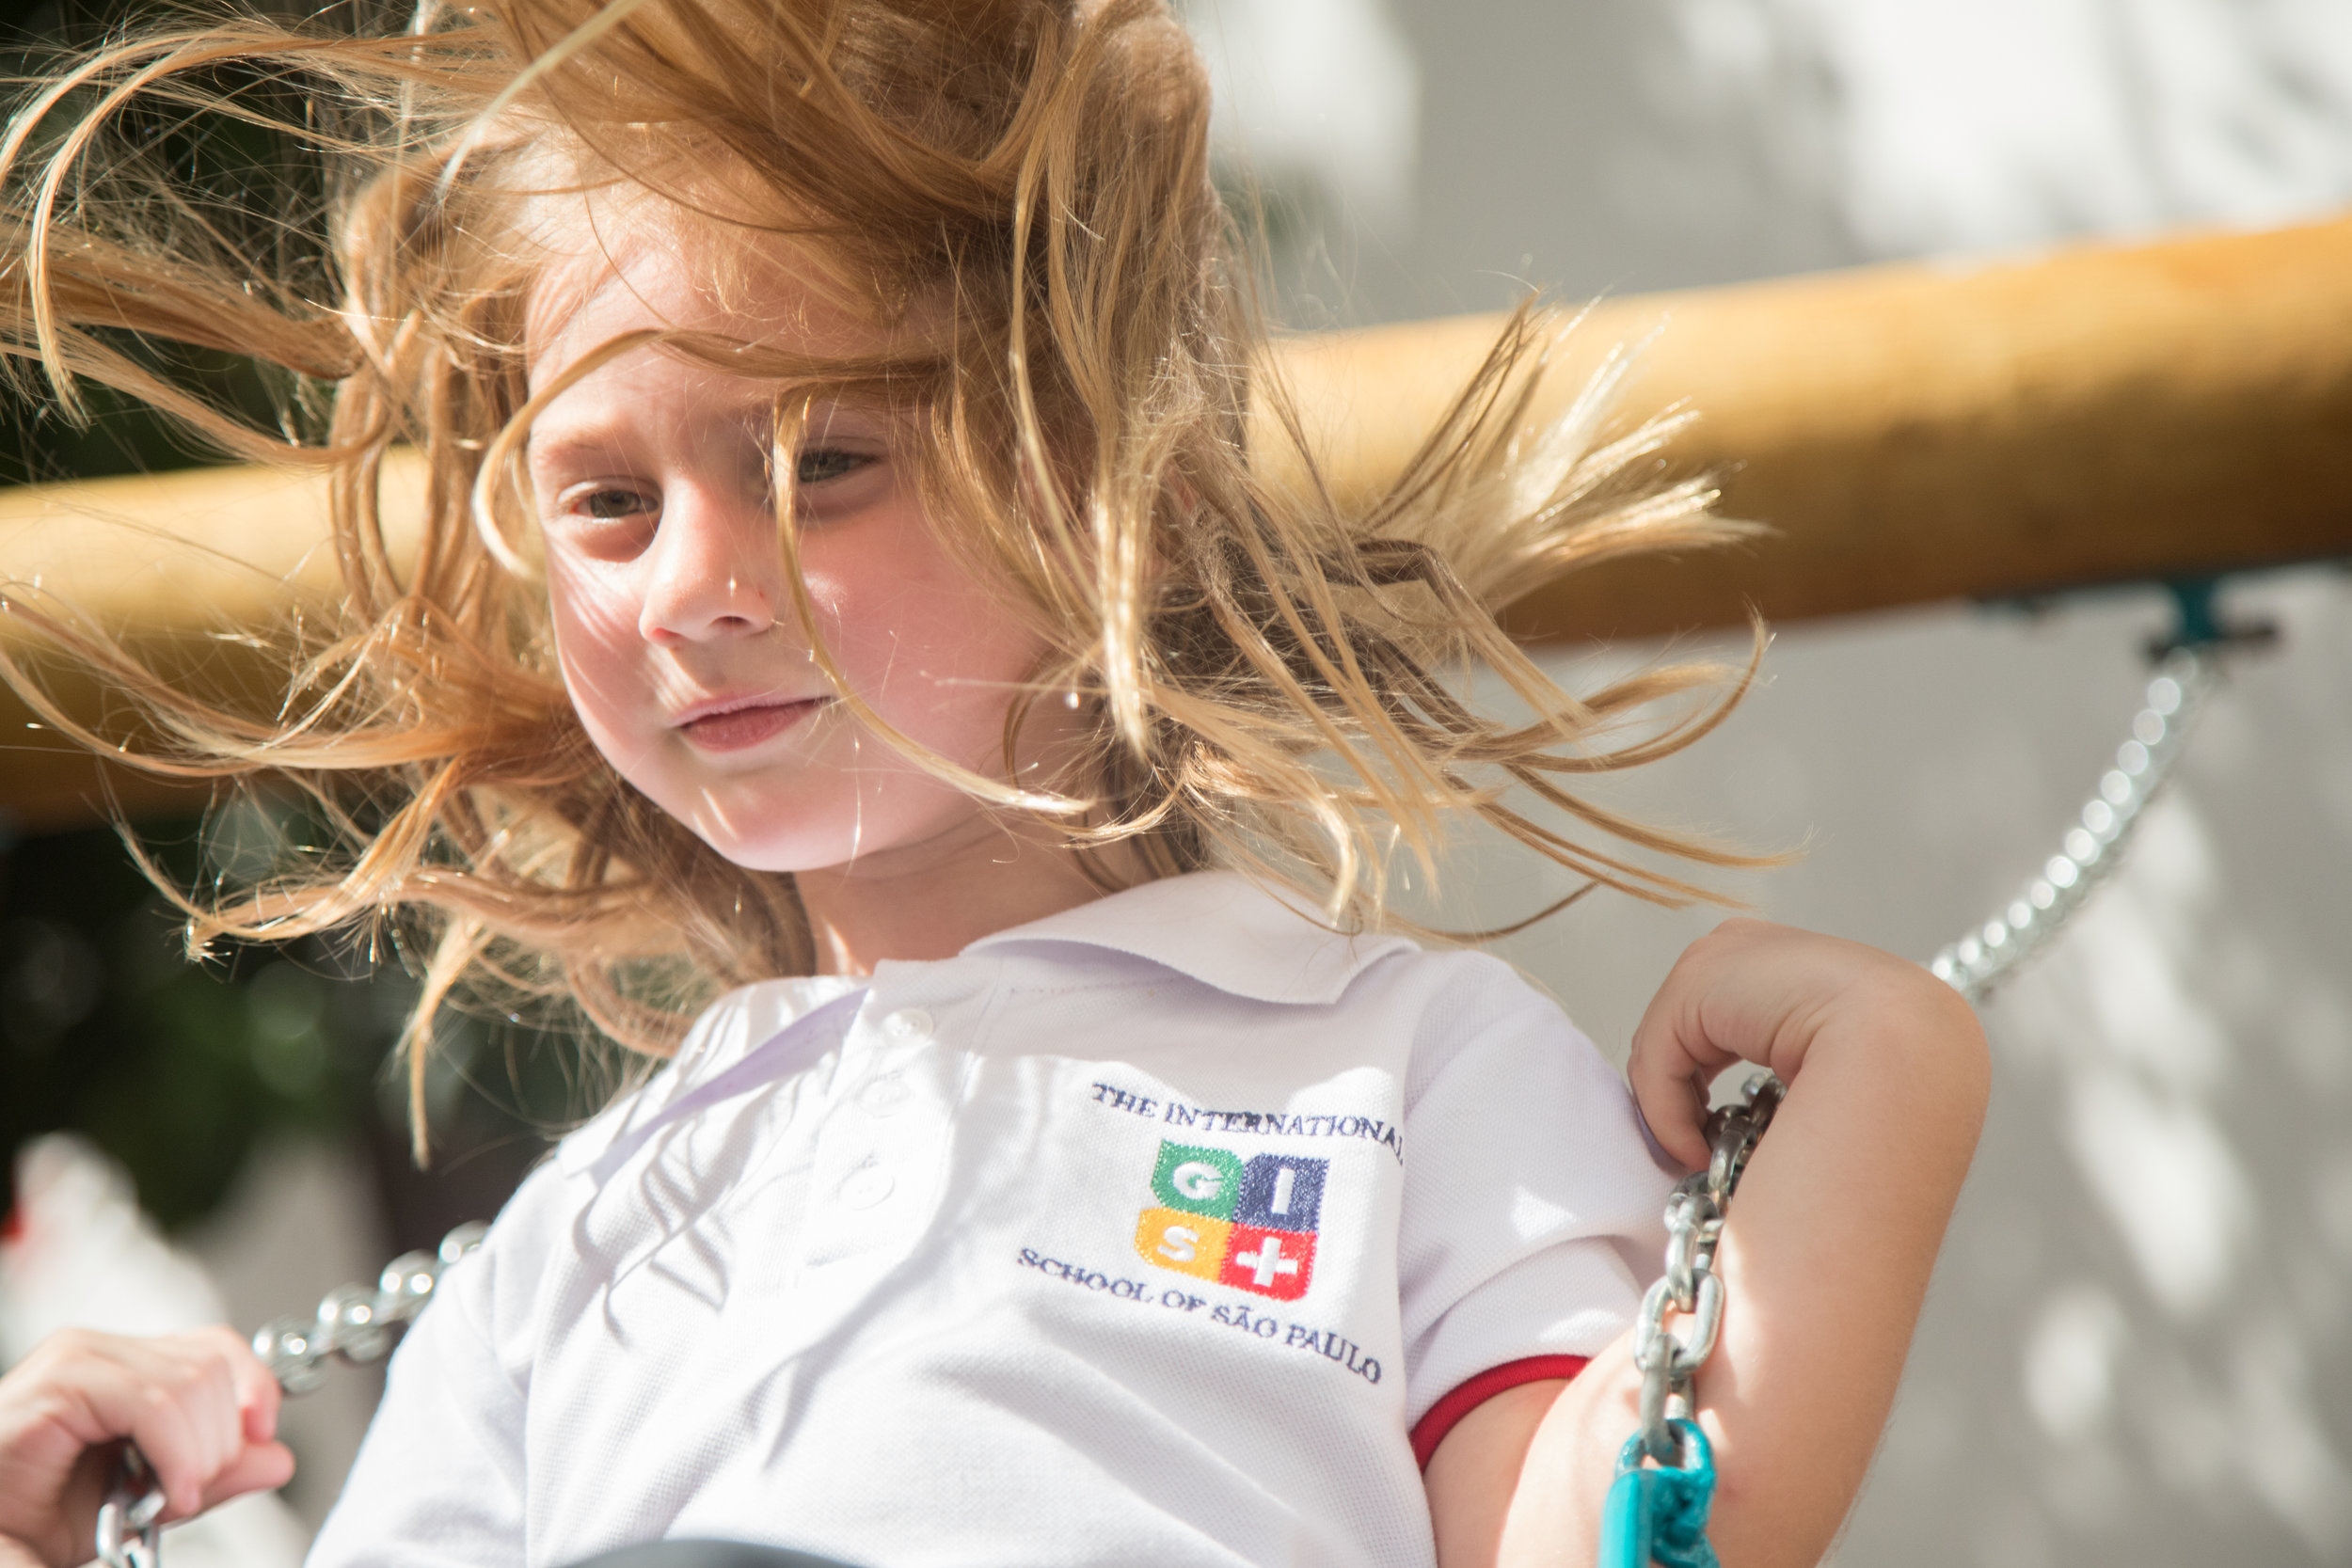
[1187, 1, 2352, 1562]
[1776, 0, 2352, 254]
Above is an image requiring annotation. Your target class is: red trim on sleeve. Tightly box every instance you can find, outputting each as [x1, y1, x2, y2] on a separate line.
[1410, 1354, 1591, 1470]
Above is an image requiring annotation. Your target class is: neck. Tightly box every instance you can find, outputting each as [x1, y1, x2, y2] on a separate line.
[794, 814, 1136, 975]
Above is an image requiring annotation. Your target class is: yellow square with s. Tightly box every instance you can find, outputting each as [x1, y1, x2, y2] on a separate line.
[1135, 1206, 1231, 1280]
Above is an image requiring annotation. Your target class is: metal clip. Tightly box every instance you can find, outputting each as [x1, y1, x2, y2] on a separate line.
[95, 1445, 165, 1568]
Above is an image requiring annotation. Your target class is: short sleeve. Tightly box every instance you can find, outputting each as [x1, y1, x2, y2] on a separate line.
[1394, 954, 1674, 1430]
[304, 1169, 551, 1568]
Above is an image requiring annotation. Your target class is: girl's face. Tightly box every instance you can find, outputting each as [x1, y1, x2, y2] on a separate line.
[525, 233, 1056, 874]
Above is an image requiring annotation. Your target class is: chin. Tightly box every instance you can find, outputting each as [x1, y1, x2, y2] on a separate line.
[683, 813, 855, 875]
[675, 789, 973, 877]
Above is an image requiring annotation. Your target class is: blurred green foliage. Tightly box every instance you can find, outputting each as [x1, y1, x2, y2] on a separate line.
[0, 0, 338, 485]
[0, 801, 580, 1243]
[1, 813, 386, 1230]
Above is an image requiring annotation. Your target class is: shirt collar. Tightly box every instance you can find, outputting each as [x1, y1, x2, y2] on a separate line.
[961, 869, 1415, 1006]
[558, 873, 1412, 1179]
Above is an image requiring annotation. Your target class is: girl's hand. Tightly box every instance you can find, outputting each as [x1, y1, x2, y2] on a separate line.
[1626, 916, 1962, 1169]
[1426, 919, 1987, 1568]
[0, 1326, 294, 1568]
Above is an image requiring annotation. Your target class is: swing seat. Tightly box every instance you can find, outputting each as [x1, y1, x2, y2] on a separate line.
[567, 1543, 863, 1568]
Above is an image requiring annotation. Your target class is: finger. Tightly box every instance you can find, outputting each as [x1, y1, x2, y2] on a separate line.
[1629, 955, 1749, 1167]
[198, 1441, 295, 1511]
[119, 1337, 250, 1522]
[146, 1345, 242, 1511]
[1625, 1015, 1712, 1166]
[200, 1327, 282, 1445]
[24, 1335, 173, 1452]
[121, 1383, 212, 1521]
[191, 1351, 243, 1476]
[1628, 1049, 1712, 1168]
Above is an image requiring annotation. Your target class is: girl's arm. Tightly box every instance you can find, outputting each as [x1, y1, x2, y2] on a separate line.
[0, 1326, 294, 1568]
[1423, 919, 1991, 1568]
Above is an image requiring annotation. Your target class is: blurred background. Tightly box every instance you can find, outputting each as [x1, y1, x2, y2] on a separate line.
[2, 1, 2350, 1564]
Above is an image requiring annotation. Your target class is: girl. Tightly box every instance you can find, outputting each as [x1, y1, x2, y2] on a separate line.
[0, 2, 1988, 1565]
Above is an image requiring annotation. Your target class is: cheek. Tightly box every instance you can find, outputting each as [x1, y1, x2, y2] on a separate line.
[807, 517, 1045, 756]
[543, 559, 647, 742]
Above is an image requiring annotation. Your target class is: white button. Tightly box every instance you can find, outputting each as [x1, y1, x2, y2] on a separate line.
[859, 1074, 909, 1114]
[838, 1167, 895, 1210]
[883, 1007, 933, 1041]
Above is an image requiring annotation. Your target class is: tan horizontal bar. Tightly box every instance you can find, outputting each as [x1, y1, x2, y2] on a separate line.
[0, 456, 424, 829]
[1275, 214, 2352, 641]
[6, 215, 2352, 827]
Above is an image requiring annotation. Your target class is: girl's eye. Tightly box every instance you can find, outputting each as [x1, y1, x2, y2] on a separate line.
[794, 447, 870, 487]
[545, 483, 659, 560]
[575, 486, 654, 520]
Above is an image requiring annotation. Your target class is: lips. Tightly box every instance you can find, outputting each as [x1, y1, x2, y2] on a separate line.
[675, 695, 828, 752]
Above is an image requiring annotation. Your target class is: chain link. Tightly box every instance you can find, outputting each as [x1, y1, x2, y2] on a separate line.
[249, 1223, 487, 1392]
[94, 1444, 164, 1568]
[1631, 1072, 1782, 1463]
[94, 1223, 487, 1568]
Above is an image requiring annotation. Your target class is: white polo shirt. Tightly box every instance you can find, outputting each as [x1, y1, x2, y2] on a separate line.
[308, 871, 1672, 1568]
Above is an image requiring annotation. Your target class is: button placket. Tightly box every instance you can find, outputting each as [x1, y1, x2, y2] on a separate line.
[849, 1005, 930, 1118]
[801, 996, 956, 1269]
[835, 1164, 896, 1210]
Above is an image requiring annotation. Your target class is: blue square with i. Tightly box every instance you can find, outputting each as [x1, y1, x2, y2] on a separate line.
[1234, 1154, 1326, 1232]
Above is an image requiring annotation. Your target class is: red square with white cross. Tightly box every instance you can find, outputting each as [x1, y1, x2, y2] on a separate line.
[1218, 1224, 1315, 1300]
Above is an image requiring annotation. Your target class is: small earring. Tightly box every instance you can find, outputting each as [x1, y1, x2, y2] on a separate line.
[1063, 689, 1083, 710]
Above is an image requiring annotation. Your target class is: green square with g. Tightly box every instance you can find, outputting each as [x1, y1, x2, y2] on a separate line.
[1152, 1141, 1242, 1219]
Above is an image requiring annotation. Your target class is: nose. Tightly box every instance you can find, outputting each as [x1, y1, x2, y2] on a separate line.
[639, 483, 779, 645]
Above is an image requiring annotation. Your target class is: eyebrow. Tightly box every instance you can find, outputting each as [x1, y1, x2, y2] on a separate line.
[521, 390, 881, 470]
[523, 424, 622, 466]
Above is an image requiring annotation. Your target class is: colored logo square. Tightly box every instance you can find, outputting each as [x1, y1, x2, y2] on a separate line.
[1234, 1154, 1327, 1232]
[1218, 1224, 1315, 1300]
[1152, 1142, 1242, 1219]
[1135, 1207, 1232, 1280]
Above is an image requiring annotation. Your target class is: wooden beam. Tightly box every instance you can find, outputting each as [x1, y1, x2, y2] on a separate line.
[1271, 214, 2352, 639]
[6, 216, 2352, 827]
[0, 457, 424, 830]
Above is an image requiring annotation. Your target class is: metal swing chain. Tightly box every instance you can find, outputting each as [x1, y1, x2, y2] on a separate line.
[93, 1223, 487, 1568]
[1929, 644, 2216, 1006]
[1601, 1070, 1782, 1568]
[1631, 1073, 1783, 1463]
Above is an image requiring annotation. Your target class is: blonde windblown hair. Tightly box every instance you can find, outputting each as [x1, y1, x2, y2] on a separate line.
[0, 0, 1760, 1149]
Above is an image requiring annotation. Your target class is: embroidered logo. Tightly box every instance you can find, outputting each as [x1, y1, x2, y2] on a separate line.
[1133, 1140, 1326, 1300]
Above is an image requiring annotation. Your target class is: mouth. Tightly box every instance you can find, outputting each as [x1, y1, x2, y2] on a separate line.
[675, 693, 830, 752]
